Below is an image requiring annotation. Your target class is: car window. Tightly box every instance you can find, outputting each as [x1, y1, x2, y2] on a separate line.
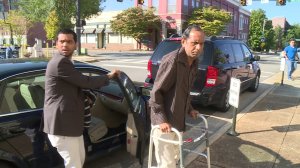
[0, 74, 45, 114]
[82, 71, 124, 99]
[199, 41, 212, 65]
[118, 72, 140, 113]
[232, 44, 244, 62]
[241, 44, 252, 59]
[214, 43, 234, 65]
[151, 40, 181, 62]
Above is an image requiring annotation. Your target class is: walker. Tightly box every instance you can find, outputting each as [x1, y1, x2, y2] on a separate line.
[148, 114, 211, 168]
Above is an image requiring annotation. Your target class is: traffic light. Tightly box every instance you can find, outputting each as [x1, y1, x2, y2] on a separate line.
[240, 0, 247, 6]
[277, 0, 286, 6]
[138, 0, 144, 5]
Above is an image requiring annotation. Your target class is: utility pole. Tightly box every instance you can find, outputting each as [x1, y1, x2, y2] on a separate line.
[76, 0, 81, 55]
[2, 1, 14, 45]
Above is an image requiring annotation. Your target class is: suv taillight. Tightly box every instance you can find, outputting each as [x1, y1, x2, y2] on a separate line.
[147, 59, 152, 79]
[205, 66, 218, 87]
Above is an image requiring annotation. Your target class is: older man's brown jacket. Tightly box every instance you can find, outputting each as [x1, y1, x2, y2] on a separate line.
[149, 47, 198, 131]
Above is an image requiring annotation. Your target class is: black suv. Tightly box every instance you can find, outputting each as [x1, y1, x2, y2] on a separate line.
[144, 36, 260, 112]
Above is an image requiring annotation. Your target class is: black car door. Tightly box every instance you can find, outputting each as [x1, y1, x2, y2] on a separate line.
[117, 72, 149, 164]
[0, 71, 60, 168]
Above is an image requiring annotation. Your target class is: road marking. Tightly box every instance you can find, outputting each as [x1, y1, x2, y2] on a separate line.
[101, 59, 148, 64]
[102, 64, 146, 69]
[260, 75, 270, 78]
[262, 71, 275, 74]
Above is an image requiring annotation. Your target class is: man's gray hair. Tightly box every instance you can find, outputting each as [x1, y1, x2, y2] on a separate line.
[182, 25, 204, 39]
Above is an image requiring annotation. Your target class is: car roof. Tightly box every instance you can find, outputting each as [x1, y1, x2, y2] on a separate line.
[0, 58, 108, 80]
[164, 35, 242, 43]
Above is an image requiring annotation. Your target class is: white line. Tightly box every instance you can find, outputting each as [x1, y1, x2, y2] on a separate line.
[102, 64, 147, 69]
[262, 71, 275, 74]
[260, 75, 269, 78]
[101, 60, 148, 64]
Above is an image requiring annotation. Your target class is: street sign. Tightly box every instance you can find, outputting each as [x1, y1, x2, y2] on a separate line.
[280, 58, 286, 71]
[229, 78, 241, 108]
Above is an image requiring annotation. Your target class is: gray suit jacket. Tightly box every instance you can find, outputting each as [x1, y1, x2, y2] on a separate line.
[43, 53, 109, 136]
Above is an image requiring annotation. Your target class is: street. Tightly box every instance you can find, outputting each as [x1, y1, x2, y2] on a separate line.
[82, 51, 283, 168]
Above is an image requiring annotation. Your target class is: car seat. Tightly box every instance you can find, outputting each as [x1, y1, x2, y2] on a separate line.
[13, 84, 45, 110]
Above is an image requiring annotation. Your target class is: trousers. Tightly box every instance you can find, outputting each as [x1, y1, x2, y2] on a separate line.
[286, 59, 297, 79]
[48, 134, 85, 168]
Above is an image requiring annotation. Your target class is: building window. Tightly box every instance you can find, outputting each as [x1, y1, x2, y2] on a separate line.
[168, 0, 176, 13]
[183, 0, 188, 13]
[152, 0, 159, 14]
[239, 15, 244, 30]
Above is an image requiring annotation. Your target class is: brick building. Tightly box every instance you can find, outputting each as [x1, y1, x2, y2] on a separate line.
[0, 0, 251, 51]
[81, 0, 250, 50]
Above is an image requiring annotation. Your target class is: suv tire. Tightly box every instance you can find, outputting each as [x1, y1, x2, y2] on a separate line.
[249, 75, 259, 92]
[218, 90, 231, 112]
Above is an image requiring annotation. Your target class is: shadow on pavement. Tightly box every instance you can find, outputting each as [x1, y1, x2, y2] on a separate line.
[189, 135, 298, 168]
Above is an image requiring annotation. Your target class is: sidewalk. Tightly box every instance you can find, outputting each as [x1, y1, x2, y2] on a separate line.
[187, 69, 300, 168]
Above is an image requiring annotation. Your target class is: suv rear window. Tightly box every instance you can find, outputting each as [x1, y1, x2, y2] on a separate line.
[151, 40, 181, 62]
[152, 39, 212, 65]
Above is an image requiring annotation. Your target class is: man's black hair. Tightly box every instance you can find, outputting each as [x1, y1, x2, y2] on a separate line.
[56, 29, 77, 43]
[290, 38, 295, 42]
[182, 25, 204, 39]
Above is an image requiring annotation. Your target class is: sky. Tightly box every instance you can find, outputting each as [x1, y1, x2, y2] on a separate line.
[101, 0, 300, 25]
[243, 1, 300, 25]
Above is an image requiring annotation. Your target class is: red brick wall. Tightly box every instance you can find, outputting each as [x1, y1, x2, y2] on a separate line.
[104, 43, 135, 51]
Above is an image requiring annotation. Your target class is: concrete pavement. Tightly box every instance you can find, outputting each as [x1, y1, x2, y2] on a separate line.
[186, 69, 300, 168]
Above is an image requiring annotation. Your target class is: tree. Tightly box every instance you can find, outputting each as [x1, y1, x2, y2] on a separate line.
[282, 24, 300, 47]
[273, 26, 284, 52]
[248, 9, 267, 51]
[45, 10, 59, 41]
[263, 20, 275, 52]
[18, 0, 103, 30]
[188, 6, 231, 36]
[0, 10, 32, 45]
[110, 7, 161, 49]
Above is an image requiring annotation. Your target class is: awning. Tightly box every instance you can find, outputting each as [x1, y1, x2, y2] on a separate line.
[95, 28, 104, 33]
[82, 28, 95, 34]
[104, 28, 113, 33]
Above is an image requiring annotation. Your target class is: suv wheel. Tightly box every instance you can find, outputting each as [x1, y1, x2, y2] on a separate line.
[249, 75, 259, 92]
[218, 90, 231, 112]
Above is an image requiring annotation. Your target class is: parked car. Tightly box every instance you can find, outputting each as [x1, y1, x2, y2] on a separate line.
[0, 46, 20, 59]
[144, 36, 261, 112]
[0, 58, 149, 167]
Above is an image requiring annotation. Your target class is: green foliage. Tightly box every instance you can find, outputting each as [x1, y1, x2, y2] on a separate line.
[263, 20, 275, 52]
[249, 9, 267, 51]
[110, 7, 161, 45]
[188, 6, 231, 36]
[273, 26, 284, 51]
[282, 24, 300, 47]
[45, 10, 59, 40]
[18, 0, 103, 29]
[17, 0, 54, 22]
[4, 10, 32, 45]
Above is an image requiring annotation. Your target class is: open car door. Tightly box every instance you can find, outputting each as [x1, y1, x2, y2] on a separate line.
[116, 72, 149, 164]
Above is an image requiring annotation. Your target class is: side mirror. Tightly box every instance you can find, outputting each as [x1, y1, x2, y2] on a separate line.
[253, 55, 260, 61]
